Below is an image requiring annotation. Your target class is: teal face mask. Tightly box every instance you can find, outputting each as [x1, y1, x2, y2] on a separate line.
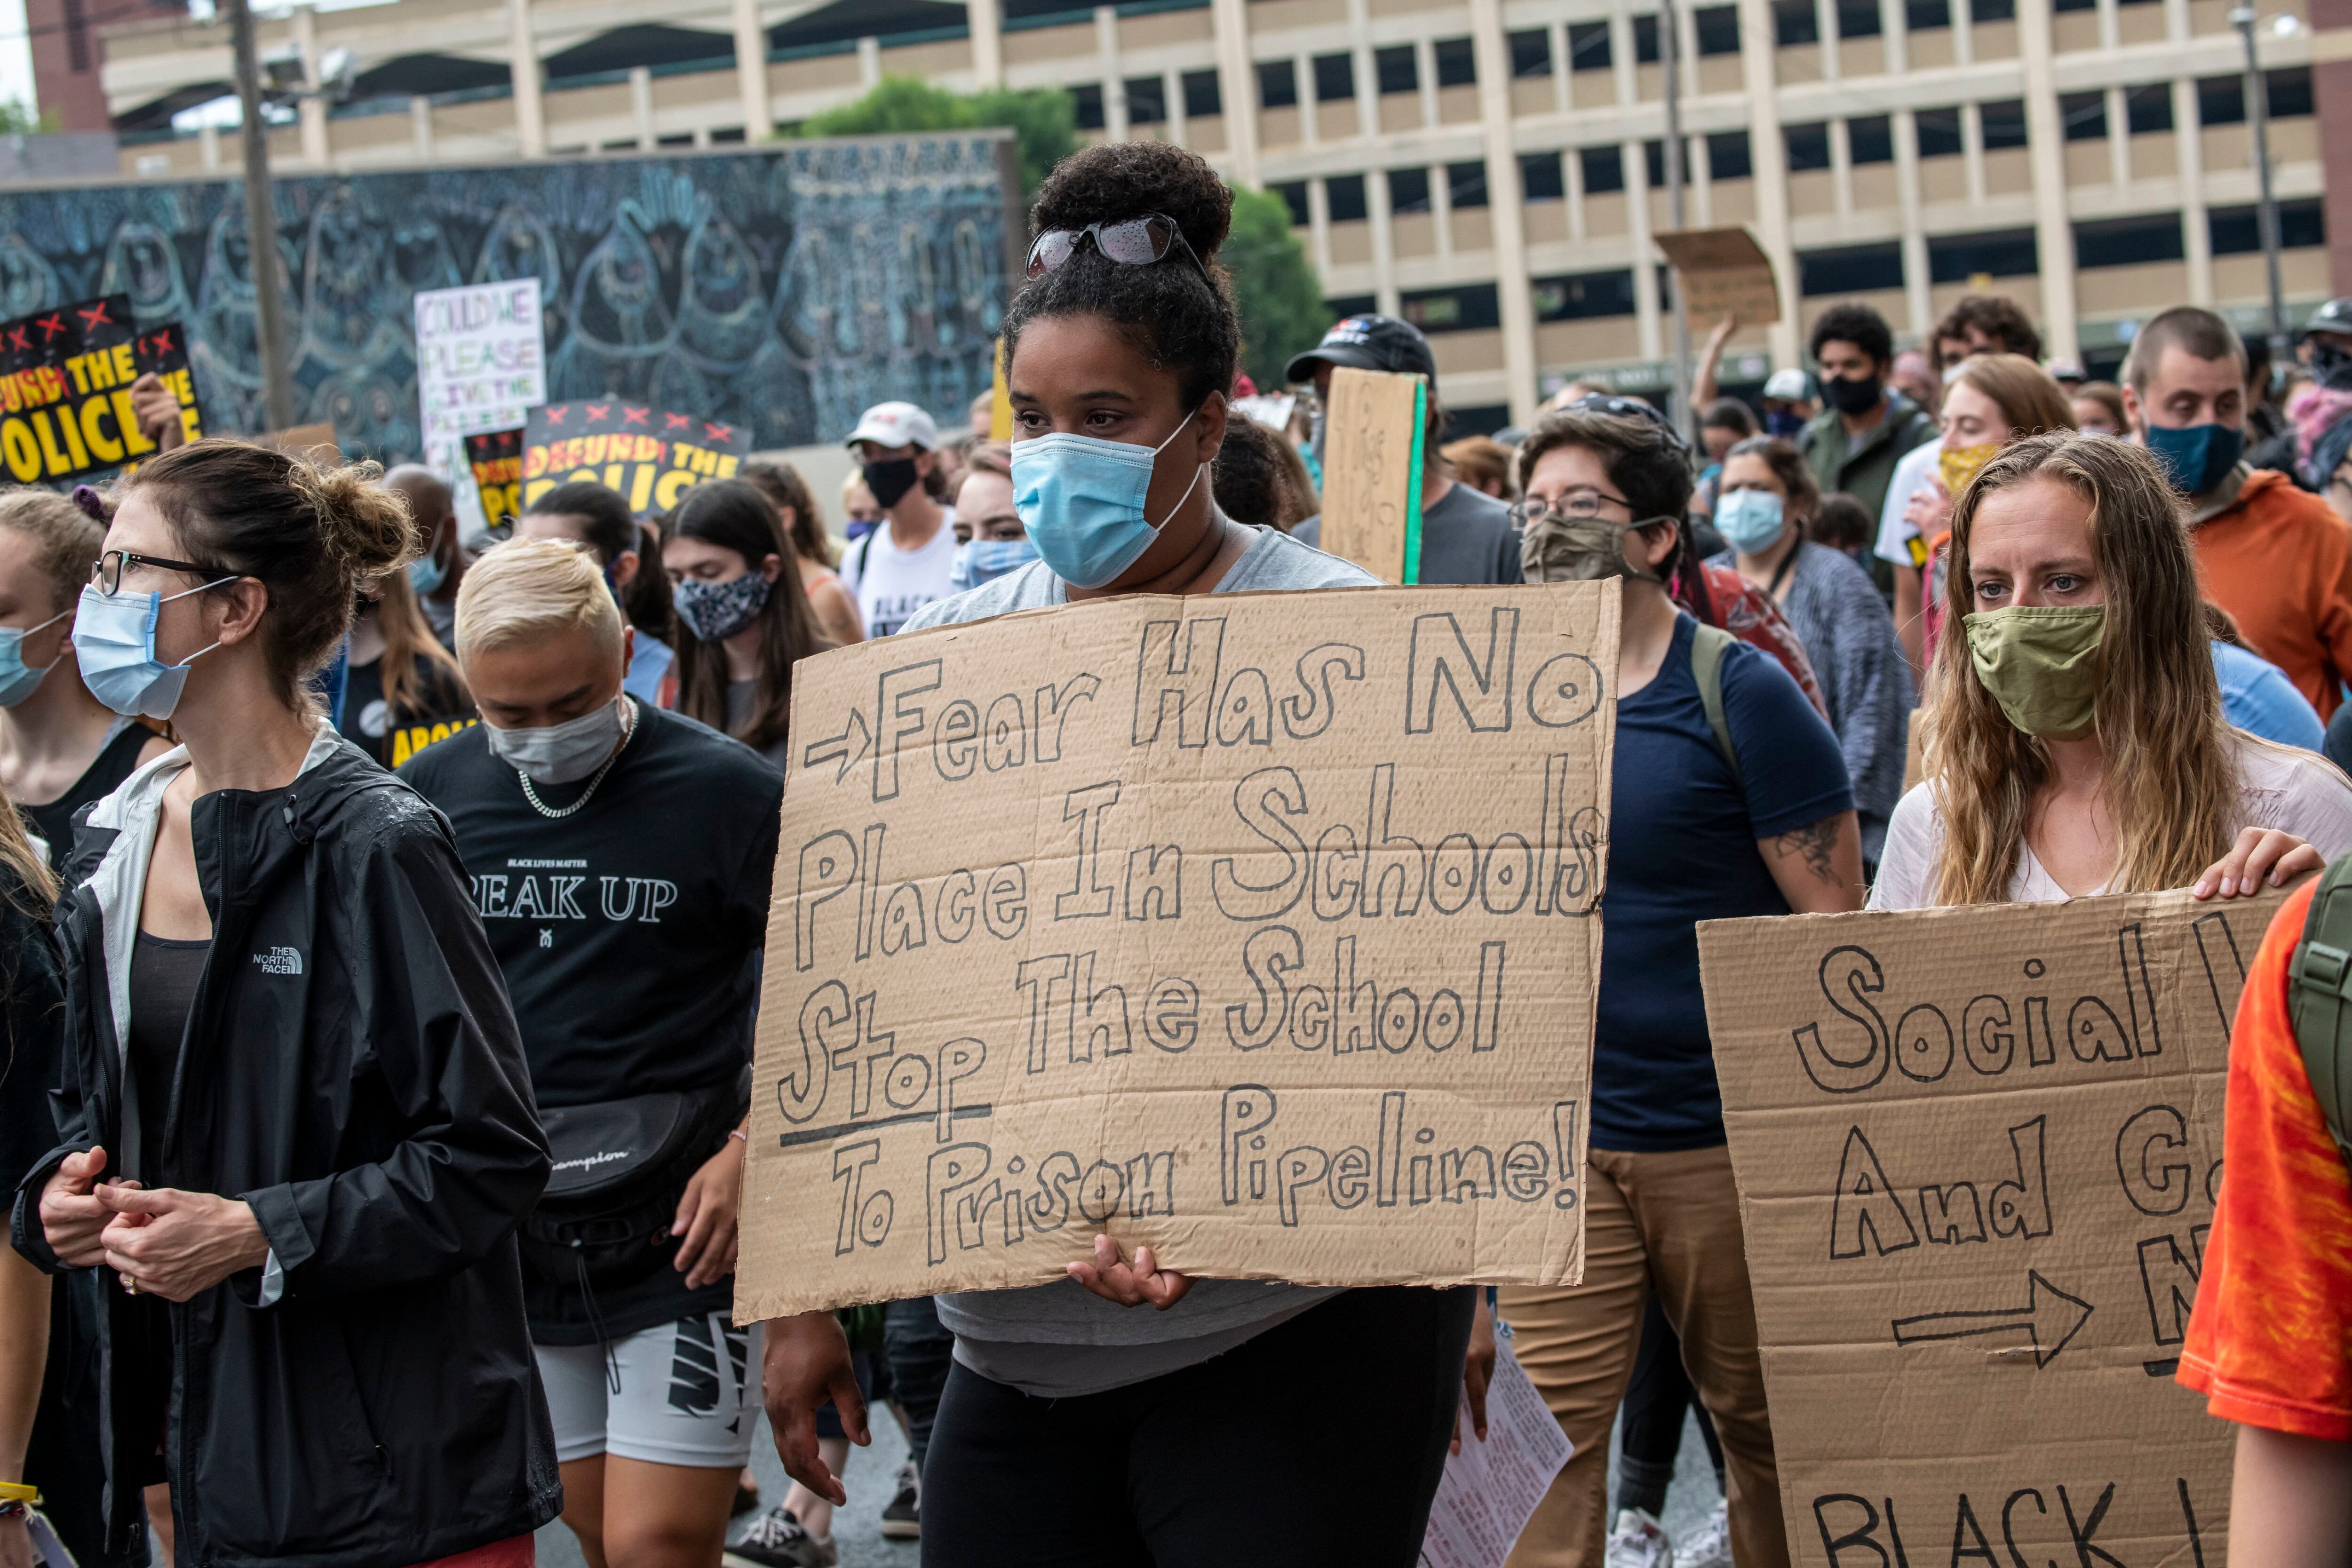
[1715, 490, 1786, 555]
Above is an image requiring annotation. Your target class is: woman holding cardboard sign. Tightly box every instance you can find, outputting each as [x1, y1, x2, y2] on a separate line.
[756, 141, 1482, 1568]
[1869, 431, 2352, 910]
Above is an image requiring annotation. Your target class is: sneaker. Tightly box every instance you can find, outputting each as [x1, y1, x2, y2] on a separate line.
[1679, 1500, 1731, 1568]
[880, 1459, 921, 1539]
[723, 1506, 839, 1568]
[1605, 1507, 1675, 1568]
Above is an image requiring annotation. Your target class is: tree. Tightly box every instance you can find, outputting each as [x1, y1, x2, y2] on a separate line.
[1223, 186, 1326, 391]
[0, 101, 59, 135]
[798, 76, 1075, 204]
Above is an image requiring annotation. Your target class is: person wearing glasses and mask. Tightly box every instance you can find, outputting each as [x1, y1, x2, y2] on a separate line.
[1509, 398, 1864, 1568]
[19, 440, 558, 1568]
[399, 538, 783, 1568]
[838, 402, 958, 637]
[758, 142, 1480, 1568]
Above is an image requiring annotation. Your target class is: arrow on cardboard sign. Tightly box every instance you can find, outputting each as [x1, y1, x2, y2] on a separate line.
[801, 708, 871, 783]
[1890, 1270, 2093, 1368]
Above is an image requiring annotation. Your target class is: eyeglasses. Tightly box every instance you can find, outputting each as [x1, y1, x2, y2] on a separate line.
[1025, 214, 1211, 285]
[89, 549, 240, 597]
[1564, 392, 1690, 452]
[1510, 488, 1637, 529]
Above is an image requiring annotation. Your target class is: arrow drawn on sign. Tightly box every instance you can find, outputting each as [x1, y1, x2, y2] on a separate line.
[1890, 1270, 2093, 1368]
[801, 708, 872, 783]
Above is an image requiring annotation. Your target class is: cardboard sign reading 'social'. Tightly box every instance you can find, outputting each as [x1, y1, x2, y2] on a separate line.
[1697, 886, 2287, 1568]
[466, 427, 524, 531]
[0, 295, 203, 483]
[735, 583, 1621, 1319]
[522, 400, 749, 517]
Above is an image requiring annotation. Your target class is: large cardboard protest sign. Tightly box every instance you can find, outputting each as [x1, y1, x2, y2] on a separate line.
[1697, 886, 2288, 1568]
[735, 583, 1619, 1318]
[1317, 367, 1428, 585]
[522, 400, 749, 517]
[0, 295, 202, 484]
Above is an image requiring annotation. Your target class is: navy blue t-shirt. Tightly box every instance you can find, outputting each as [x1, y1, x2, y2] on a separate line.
[1594, 615, 1853, 1151]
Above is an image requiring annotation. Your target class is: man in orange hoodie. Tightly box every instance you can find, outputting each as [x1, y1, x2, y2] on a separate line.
[2125, 305, 2352, 719]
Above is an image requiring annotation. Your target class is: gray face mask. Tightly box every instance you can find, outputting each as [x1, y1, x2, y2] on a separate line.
[484, 696, 627, 784]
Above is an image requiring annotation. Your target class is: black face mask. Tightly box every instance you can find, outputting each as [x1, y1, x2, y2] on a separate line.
[863, 458, 921, 509]
[2312, 340, 2352, 394]
[1821, 374, 1883, 416]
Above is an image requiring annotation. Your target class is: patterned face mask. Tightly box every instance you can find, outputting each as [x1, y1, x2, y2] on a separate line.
[672, 570, 772, 643]
[1939, 442, 2001, 499]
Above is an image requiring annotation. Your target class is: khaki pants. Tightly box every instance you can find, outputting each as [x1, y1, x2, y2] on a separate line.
[1499, 1144, 1787, 1568]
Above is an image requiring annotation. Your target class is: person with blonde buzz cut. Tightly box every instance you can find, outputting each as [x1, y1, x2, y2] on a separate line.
[403, 537, 787, 1568]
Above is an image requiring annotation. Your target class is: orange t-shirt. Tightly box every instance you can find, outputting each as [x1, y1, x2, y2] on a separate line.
[2177, 879, 2352, 1440]
[2192, 469, 2352, 721]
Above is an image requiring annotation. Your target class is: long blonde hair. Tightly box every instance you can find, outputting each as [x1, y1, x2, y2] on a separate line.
[0, 784, 56, 915]
[1924, 431, 2236, 903]
[370, 554, 468, 718]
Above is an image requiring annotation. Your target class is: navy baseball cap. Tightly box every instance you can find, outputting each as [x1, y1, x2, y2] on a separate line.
[1285, 313, 1438, 385]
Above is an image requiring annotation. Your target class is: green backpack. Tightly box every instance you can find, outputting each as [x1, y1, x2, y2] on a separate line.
[2283, 855, 2352, 1166]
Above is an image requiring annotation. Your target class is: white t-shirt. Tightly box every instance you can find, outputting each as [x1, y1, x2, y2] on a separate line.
[839, 509, 958, 637]
[1875, 440, 1944, 569]
[1869, 735, 2352, 909]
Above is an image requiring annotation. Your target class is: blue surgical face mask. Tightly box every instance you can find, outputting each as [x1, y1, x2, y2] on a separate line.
[0, 608, 68, 707]
[1715, 489, 1786, 555]
[1010, 409, 1206, 589]
[408, 545, 447, 597]
[1764, 408, 1807, 439]
[950, 537, 1041, 591]
[2144, 420, 2245, 496]
[71, 577, 236, 720]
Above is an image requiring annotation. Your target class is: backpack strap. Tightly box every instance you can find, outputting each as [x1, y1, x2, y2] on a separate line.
[1689, 621, 1743, 790]
[2288, 855, 2352, 1168]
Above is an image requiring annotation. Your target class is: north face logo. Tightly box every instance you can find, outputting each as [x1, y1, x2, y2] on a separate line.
[252, 947, 302, 976]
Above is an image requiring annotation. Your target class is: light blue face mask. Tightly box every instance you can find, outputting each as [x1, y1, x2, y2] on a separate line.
[0, 608, 68, 707]
[950, 537, 1041, 591]
[1010, 409, 1206, 589]
[1715, 489, 1786, 555]
[408, 546, 447, 597]
[71, 577, 236, 720]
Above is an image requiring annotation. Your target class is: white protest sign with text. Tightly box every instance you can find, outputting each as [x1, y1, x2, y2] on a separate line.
[414, 279, 545, 531]
[1698, 886, 2282, 1568]
[736, 583, 1620, 1318]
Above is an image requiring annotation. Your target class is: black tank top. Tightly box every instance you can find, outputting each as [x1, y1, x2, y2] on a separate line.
[126, 931, 207, 1186]
[19, 723, 154, 873]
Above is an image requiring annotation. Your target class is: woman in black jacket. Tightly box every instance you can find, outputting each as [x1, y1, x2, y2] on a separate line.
[11, 439, 559, 1568]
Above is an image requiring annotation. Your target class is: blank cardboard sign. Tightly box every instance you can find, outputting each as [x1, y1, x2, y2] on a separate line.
[735, 582, 1619, 1319]
[1697, 886, 2287, 1568]
[1318, 366, 1428, 584]
[1653, 227, 1781, 327]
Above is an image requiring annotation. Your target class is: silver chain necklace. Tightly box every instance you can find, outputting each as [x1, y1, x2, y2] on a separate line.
[515, 699, 636, 819]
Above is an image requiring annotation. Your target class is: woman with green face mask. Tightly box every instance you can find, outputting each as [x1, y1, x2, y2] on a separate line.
[1870, 431, 2352, 909]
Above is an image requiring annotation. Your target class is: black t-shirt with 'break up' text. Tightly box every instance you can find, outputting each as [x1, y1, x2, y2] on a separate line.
[399, 700, 782, 1339]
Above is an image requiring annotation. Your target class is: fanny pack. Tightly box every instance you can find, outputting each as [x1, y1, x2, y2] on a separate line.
[521, 1077, 744, 1293]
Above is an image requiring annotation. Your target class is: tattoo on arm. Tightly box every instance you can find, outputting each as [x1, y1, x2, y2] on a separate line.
[1772, 815, 1843, 886]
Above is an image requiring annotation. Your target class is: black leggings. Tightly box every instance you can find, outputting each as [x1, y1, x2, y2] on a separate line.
[1616, 1295, 1724, 1517]
[922, 1286, 1476, 1568]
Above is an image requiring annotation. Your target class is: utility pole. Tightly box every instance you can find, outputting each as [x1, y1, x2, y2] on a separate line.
[227, 0, 296, 432]
[1660, 1, 1692, 441]
[2230, 6, 2287, 363]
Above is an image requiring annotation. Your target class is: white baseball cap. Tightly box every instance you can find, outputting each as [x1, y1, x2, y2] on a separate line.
[846, 401, 939, 452]
[1763, 368, 1812, 402]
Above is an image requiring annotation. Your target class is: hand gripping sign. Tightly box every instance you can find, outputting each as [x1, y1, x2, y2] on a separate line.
[1698, 885, 2290, 1568]
[735, 582, 1621, 1318]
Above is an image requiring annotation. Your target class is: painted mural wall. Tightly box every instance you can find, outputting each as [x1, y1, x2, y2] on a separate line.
[0, 134, 1012, 460]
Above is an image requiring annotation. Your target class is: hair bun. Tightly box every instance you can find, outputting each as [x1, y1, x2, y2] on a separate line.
[1030, 142, 1234, 265]
[292, 455, 418, 583]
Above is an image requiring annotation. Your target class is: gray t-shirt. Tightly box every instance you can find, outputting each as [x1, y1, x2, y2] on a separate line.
[1291, 478, 1521, 586]
[723, 678, 792, 769]
[898, 519, 1377, 1396]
